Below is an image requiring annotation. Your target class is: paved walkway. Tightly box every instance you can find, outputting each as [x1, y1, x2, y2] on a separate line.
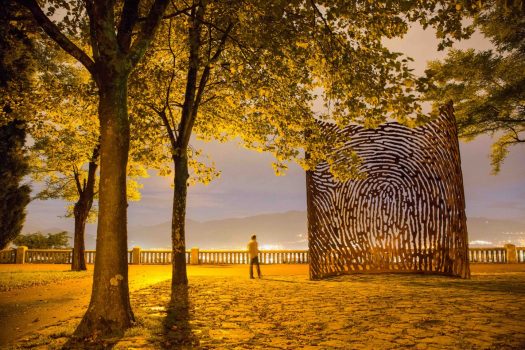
[5, 264, 525, 349]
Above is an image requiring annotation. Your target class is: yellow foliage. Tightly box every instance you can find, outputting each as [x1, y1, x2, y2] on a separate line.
[295, 42, 309, 49]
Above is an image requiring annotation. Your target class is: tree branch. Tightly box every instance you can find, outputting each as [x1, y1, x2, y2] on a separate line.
[85, 144, 100, 198]
[36, 178, 75, 200]
[200, 94, 220, 106]
[180, 23, 233, 148]
[73, 166, 83, 195]
[309, 0, 346, 49]
[137, 5, 196, 21]
[128, 0, 171, 67]
[210, 23, 233, 63]
[84, 0, 100, 63]
[117, 0, 140, 53]
[178, 2, 204, 150]
[159, 109, 178, 150]
[176, 6, 247, 52]
[17, 0, 96, 75]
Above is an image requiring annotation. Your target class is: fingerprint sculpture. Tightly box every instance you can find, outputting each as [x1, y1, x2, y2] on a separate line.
[307, 103, 470, 279]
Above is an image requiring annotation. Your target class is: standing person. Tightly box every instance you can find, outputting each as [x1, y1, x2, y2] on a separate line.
[247, 234, 262, 279]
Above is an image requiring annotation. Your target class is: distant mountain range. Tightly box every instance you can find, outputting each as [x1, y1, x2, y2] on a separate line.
[21, 211, 525, 249]
[128, 211, 308, 250]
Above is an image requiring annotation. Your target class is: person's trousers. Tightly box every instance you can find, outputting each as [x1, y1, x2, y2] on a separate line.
[250, 256, 261, 278]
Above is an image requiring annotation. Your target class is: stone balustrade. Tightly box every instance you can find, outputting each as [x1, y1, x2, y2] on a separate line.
[0, 245, 522, 265]
[468, 247, 507, 263]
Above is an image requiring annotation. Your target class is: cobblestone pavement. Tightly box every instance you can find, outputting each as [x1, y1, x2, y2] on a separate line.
[125, 273, 525, 349]
[11, 268, 525, 349]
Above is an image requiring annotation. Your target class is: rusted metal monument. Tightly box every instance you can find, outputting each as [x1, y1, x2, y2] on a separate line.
[307, 103, 470, 279]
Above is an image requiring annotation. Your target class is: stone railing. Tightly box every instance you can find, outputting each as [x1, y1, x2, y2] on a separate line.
[0, 248, 16, 264]
[26, 249, 72, 264]
[197, 249, 309, 264]
[468, 247, 507, 263]
[138, 249, 190, 264]
[0, 245, 523, 265]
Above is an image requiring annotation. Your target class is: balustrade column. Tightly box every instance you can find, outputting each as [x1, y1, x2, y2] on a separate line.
[132, 247, 141, 265]
[505, 244, 517, 263]
[190, 248, 199, 265]
[15, 246, 28, 264]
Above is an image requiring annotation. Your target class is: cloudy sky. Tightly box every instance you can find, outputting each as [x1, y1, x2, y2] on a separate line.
[24, 25, 525, 232]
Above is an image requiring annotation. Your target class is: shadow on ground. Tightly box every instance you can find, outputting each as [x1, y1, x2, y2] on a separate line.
[324, 272, 525, 295]
[161, 285, 199, 348]
[61, 319, 126, 350]
[259, 277, 303, 283]
[399, 275, 525, 295]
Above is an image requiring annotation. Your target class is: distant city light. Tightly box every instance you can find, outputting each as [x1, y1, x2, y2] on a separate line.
[469, 240, 493, 245]
[260, 244, 284, 250]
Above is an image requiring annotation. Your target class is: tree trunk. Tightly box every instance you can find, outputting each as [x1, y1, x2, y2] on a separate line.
[169, 3, 204, 289]
[75, 74, 134, 338]
[171, 154, 189, 286]
[71, 146, 99, 272]
[71, 204, 88, 271]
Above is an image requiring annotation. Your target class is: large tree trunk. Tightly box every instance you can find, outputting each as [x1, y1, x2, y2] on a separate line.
[17, 0, 170, 341]
[171, 154, 189, 286]
[75, 74, 134, 338]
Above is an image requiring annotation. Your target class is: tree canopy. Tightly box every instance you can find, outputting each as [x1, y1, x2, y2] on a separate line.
[0, 120, 31, 249]
[131, 0, 477, 182]
[422, 0, 524, 173]
[14, 231, 70, 249]
[0, 1, 33, 249]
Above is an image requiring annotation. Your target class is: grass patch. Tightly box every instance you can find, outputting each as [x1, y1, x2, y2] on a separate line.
[0, 270, 92, 291]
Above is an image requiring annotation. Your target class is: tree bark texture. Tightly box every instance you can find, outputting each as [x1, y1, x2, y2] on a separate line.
[75, 75, 134, 337]
[171, 155, 189, 286]
[72, 207, 88, 271]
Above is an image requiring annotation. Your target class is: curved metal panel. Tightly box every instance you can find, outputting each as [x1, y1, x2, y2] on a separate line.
[307, 103, 470, 279]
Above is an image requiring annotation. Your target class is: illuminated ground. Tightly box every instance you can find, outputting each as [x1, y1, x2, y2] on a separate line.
[1, 264, 525, 349]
